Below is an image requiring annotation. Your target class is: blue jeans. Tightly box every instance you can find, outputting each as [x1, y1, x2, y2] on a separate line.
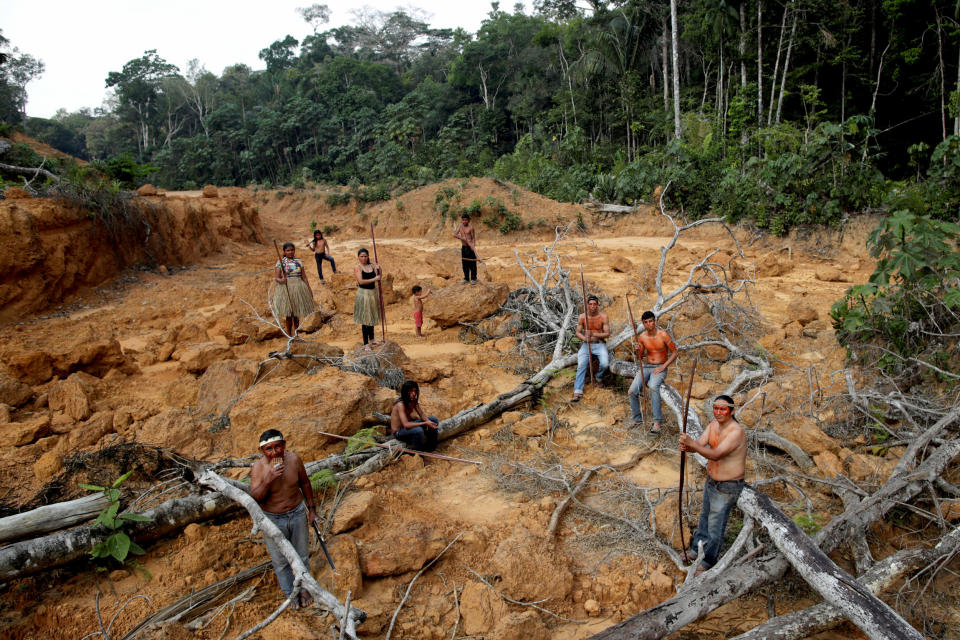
[629, 365, 667, 422]
[574, 342, 609, 393]
[314, 253, 336, 279]
[263, 502, 310, 597]
[395, 417, 439, 452]
[691, 477, 744, 568]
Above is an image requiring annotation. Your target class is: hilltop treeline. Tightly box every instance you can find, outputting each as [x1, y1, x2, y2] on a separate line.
[7, 1, 960, 232]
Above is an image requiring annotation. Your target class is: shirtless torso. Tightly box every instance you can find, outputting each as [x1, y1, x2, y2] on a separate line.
[635, 329, 675, 364]
[390, 399, 430, 434]
[577, 310, 610, 343]
[454, 222, 476, 249]
[680, 414, 746, 482]
[309, 238, 328, 254]
[250, 448, 313, 514]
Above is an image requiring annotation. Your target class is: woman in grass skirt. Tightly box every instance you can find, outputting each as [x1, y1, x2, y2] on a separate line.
[272, 242, 315, 337]
[353, 248, 381, 347]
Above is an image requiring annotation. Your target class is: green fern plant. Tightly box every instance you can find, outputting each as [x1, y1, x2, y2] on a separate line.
[79, 471, 153, 568]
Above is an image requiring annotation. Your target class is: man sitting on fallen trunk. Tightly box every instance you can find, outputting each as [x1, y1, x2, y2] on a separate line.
[678, 394, 746, 576]
[250, 429, 319, 609]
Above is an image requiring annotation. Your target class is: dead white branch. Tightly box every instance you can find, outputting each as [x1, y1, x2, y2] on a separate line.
[195, 469, 365, 638]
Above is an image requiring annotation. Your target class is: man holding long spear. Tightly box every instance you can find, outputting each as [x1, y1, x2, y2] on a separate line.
[629, 310, 678, 433]
[572, 294, 610, 402]
[678, 394, 746, 576]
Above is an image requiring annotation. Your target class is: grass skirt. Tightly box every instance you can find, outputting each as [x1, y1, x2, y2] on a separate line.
[354, 287, 380, 326]
[271, 277, 315, 319]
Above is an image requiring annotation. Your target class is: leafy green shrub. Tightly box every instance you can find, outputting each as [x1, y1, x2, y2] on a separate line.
[98, 153, 157, 189]
[356, 184, 390, 202]
[345, 427, 383, 455]
[322, 224, 338, 235]
[831, 210, 960, 370]
[79, 471, 152, 567]
[326, 191, 351, 206]
[309, 469, 337, 493]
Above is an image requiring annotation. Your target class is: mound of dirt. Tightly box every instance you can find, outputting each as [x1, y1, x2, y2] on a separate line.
[0, 191, 262, 321]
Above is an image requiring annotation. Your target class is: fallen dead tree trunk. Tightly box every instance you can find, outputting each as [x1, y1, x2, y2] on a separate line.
[0, 493, 110, 544]
[0, 491, 239, 580]
[586, 399, 960, 640]
[196, 470, 365, 638]
[731, 524, 960, 640]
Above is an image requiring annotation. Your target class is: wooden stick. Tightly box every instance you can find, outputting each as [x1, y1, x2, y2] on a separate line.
[579, 264, 594, 383]
[369, 223, 387, 342]
[625, 295, 646, 425]
[678, 355, 699, 557]
[318, 431, 482, 465]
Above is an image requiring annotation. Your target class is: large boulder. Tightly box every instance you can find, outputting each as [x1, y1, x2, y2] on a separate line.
[8, 414, 52, 446]
[425, 282, 510, 328]
[196, 359, 259, 416]
[272, 341, 343, 377]
[424, 247, 462, 279]
[0, 372, 33, 407]
[53, 338, 126, 378]
[331, 491, 377, 534]
[228, 369, 377, 459]
[134, 409, 213, 459]
[4, 350, 54, 385]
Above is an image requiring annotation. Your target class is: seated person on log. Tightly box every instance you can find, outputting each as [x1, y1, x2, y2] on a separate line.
[678, 394, 747, 576]
[250, 429, 319, 609]
[390, 380, 440, 452]
[572, 295, 610, 402]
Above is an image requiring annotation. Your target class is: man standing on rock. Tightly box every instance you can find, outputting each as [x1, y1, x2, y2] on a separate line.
[454, 213, 479, 283]
[678, 394, 746, 576]
[629, 310, 678, 433]
[250, 429, 319, 609]
[572, 295, 610, 402]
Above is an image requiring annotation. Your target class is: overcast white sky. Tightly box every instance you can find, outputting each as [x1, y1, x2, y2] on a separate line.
[2, 0, 513, 119]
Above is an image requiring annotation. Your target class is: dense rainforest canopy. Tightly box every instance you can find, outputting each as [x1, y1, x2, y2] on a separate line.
[1, 0, 959, 232]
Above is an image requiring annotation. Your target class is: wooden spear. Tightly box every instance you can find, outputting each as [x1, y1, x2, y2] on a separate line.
[678, 354, 699, 558]
[369, 223, 387, 343]
[579, 264, 594, 383]
[625, 294, 646, 425]
[318, 431, 482, 465]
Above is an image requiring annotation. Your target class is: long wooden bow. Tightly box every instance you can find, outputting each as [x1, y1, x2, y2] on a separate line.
[369, 223, 387, 343]
[678, 354, 699, 558]
[625, 295, 645, 424]
[579, 265, 593, 383]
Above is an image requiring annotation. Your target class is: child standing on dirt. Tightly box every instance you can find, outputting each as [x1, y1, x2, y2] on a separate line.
[412, 285, 432, 338]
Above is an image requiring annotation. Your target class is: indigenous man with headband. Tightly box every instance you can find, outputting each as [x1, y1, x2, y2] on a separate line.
[678, 394, 746, 576]
[629, 310, 678, 433]
[250, 429, 319, 609]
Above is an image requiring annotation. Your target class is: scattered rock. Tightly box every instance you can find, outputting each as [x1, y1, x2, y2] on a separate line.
[331, 491, 376, 534]
[272, 341, 343, 377]
[610, 255, 634, 273]
[0, 403, 10, 423]
[10, 414, 52, 446]
[5, 350, 54, 385]
[196, 359, 259, 415]
[137, 184, 158, 196]
[773, 417, 836, 455]
[460, 580, 510, 636]
[511, 414, 548, 437]
[815, 265, 849, 282]
[33, 448, 62, 479]
[689, 381, 714, 399]
[585, 599, 602, 616]
[0, 372, 33, 407]
[299, 309, 335, 334]
[48, 374, 93, 420]
[813, 450, 844, 478]
[326, 534, 363, 595]
[755, 251, 793, 277]
[358, 525, 447, 577]
[54, 339, 127, 378]
[490, 610, 550, 640]
[202, 185, 218, 198]
[136, 409, 212, 459]
[789, 302, 819, 327]
[494, 336, 517, 353]
[172, 342, 235, 374]
[426, 282, 510, 328]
